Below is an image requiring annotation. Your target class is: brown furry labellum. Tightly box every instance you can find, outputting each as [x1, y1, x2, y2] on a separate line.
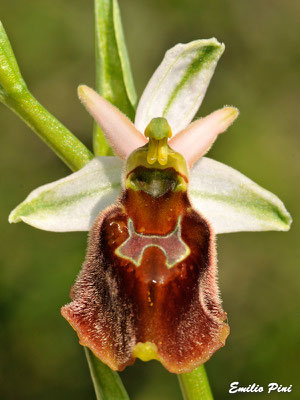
[61, 142, 229, 374]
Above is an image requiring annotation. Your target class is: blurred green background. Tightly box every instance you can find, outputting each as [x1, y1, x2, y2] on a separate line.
[1, 0, 299, 399]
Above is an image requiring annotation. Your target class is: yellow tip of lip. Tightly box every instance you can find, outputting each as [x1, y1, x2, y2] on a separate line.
[133, 342, 160, 362]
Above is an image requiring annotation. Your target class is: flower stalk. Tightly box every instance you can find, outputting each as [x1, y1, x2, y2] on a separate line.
[178, 366, 213, 400]
[0, 22, 93, 172]
[2, 90, 94, 171]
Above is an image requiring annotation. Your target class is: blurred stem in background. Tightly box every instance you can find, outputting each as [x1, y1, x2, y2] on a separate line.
[0, 0, 214, 399]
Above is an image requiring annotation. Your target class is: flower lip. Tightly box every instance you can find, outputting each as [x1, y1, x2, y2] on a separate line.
[61, 163, 229, 373]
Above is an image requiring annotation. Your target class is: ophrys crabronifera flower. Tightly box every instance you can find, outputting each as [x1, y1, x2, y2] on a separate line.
[9, 39, 291, 373]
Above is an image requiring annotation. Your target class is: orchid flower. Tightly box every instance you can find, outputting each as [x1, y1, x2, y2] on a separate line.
[8, 38, 291, 375]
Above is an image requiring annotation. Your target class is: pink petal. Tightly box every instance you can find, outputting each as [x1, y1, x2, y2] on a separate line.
[78, 85, 146, 159]
[169, 107, 239, 167]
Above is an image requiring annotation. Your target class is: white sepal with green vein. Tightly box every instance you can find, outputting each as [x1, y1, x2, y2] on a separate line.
[190, 157, 291, 233]
[135, 39, 224, 135]
[9, 157, 122, 232]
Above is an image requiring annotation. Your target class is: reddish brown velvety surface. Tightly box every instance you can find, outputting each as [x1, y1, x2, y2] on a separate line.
[61, 178, 229, 373]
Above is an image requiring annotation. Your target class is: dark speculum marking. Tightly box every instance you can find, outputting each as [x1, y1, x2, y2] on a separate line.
[115, 216, 190, 268]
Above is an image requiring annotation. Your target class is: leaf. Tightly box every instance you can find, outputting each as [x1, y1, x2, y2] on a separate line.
[189, 157, 292, 234]
[135, 38, 224, 135]
[85, 348, 130, 400]
[9, 157, 122, 232]
[94, 0, 137, 155]
[112, 0, 137, 108]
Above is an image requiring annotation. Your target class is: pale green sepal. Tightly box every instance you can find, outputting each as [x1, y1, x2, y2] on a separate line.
[9, 157, 123, 232]
[189, 157, 292, 234]
[135, 39, 224, 135]
[94, 0, 137, 155]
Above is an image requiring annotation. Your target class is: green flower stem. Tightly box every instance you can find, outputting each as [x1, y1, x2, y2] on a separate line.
[85, 349, 129, 400]
[0, 20, 93, 172]
[1, 90, 93, 171]
[94, 0, 137, 156]
[178, 365, 213, 400]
